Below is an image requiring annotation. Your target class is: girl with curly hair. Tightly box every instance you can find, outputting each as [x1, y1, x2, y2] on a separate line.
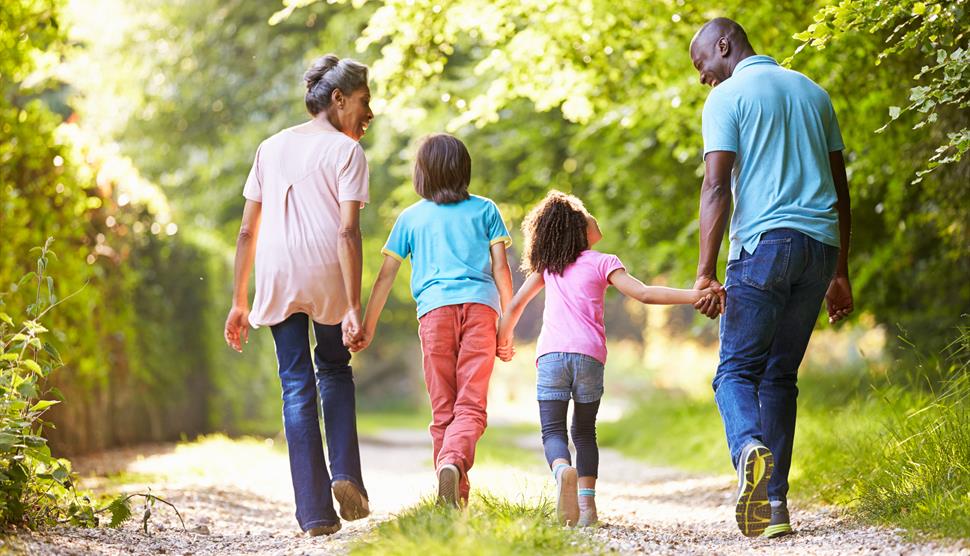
[496, 190, 719, 527]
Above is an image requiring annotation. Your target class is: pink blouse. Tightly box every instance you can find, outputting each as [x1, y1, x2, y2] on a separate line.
[243, 119, 369, 327]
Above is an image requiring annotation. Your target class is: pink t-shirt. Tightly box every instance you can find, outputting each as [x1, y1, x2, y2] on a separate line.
[243, 120, 369, 328]
[536, 250, 625, 364]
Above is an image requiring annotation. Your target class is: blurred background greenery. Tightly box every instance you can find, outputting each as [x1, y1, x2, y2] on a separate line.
[1, 0, 968, 534]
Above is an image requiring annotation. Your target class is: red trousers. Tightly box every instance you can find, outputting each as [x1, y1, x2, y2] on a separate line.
[418, 303, 497, 501]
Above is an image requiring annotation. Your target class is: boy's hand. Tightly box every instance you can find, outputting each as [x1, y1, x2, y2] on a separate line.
[496, 337, 515, 362]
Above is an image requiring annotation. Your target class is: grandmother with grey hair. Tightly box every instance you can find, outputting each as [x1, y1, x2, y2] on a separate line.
[224, 54, 374, 537]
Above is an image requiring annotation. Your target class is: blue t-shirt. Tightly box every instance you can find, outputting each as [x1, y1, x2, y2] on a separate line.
[382, 195, 511, 318]
[702, 55, 844, 260]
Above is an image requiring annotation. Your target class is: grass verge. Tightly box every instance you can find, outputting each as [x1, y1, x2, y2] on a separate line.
[349, 495, 601, 556]
[599, 332, 970, 540]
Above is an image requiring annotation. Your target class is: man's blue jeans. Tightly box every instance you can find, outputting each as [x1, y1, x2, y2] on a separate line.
[714, 229, 838, 502]
[271, 312, 366, 531]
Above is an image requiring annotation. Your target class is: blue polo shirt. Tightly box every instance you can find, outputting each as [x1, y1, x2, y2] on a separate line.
[702, 55, 844, 260]
[382, 195, 511, 318]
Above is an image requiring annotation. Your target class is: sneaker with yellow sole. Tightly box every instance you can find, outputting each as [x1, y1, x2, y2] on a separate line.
[734, 441, 774, 538]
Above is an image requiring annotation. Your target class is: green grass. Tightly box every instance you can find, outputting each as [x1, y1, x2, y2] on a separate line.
[476, 423, 542, 468]
[356, 409, 432, 435]
[598, 357, 970, 540]
[350, 495, 601, 556]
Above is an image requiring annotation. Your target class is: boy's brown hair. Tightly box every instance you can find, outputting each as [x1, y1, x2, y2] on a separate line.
[413, 134, 471, 204]
[521, 190, 590, 276]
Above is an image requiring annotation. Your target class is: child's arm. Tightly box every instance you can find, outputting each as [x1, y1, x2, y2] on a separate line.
[490, 242, 514, 314]
[350, 254, 402, 352]
[608, 269, 721, 310]
[496, 272, 545, 361]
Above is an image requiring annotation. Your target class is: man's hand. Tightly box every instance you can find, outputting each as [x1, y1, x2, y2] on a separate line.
[693, 276, 725, 319]
[224, 305, 251, 352]
[825, 274, 853, 324]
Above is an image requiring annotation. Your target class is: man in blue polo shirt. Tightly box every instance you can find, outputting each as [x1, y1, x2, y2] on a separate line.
[688, 18, 854, 539]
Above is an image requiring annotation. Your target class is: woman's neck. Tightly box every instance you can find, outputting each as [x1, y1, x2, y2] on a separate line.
[322, 111, 343, 134]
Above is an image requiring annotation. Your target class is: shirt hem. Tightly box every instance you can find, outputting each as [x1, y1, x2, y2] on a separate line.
[731, 227, 840, 258]
[535, 348, 607, 366]
[416, 297, 501, 319]
[489, 236, 512, 247]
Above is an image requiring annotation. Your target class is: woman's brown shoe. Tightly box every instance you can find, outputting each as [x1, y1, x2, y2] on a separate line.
[332, 480, 370, 521]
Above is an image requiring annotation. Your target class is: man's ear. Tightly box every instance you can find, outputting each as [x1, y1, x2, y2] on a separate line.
[331, 88, 345, 109]
[717, 36, 731, 58]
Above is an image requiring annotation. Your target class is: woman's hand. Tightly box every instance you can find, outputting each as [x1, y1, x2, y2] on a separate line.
[224, 305, 251, 352]
[347, 330, 372, 353]
[342, 307, 363, 349]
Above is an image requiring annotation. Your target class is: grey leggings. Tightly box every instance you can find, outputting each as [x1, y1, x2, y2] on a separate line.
[538, 399, 600, 478]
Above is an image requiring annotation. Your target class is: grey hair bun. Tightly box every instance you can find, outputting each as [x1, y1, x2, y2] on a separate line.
[304, 54, 369, 116]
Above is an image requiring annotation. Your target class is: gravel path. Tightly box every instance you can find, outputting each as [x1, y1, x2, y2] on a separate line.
[4, 431, 967, 555]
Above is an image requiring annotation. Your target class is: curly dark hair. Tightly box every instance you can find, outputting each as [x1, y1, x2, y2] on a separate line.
[520, 190, 589, 276]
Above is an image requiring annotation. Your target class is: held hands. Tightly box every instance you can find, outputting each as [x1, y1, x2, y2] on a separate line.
[496, 319, 515, 362]
[342, 307, 370, 352]
[224, 305, 251, 352]
[496, 337, 515, 362]
[692, 276, 726, 319]
[825, 274, 853, 324]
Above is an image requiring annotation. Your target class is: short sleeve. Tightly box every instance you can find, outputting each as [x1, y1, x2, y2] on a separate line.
[702, 91, 739, 157]
[381, 213, 410, 262]
[338, 143, 370, 206]
[599, 254, 626, 282]
[242, 144, 263, 202]
[485, 200, 512, 247]
[824, 96, 845, 152]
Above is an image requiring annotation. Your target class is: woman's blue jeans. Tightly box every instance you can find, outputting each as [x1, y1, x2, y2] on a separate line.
[713, 229, 838, 502]
[270, 312, 366, 531]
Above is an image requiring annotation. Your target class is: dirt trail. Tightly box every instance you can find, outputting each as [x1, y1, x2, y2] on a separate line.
[6, 431, 967, 555]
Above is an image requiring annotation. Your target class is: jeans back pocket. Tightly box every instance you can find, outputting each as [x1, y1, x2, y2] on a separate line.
[741, 237, 792, 291]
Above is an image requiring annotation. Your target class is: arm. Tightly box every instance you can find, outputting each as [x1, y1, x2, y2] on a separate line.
[694, 150, 734, 318]
[826, 150, 853, 323]
[490, 242, 514, 314]
[610, 269, 713, 306]
[350, 254, 402, 352]
[496, 272, 545, 360]
[337, 200, 364, 342]
[224, 200, 262, 352]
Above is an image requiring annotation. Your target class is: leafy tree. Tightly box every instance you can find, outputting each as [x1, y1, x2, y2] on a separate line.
[2, 0, 261, 451]
[276, 0, 968, 348]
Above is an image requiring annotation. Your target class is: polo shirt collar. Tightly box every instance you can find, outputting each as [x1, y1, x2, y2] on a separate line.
[734, 55, 778, 75]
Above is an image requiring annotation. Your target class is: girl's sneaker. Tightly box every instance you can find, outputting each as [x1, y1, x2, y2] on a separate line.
[555, 466, 579, 527]
[437, 464, 460, 508]
[332, 480, 370, 521]
[577, 488, 597, 527]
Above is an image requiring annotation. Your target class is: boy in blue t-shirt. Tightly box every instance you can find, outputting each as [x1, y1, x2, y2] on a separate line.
[349, 133, 513, 508]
